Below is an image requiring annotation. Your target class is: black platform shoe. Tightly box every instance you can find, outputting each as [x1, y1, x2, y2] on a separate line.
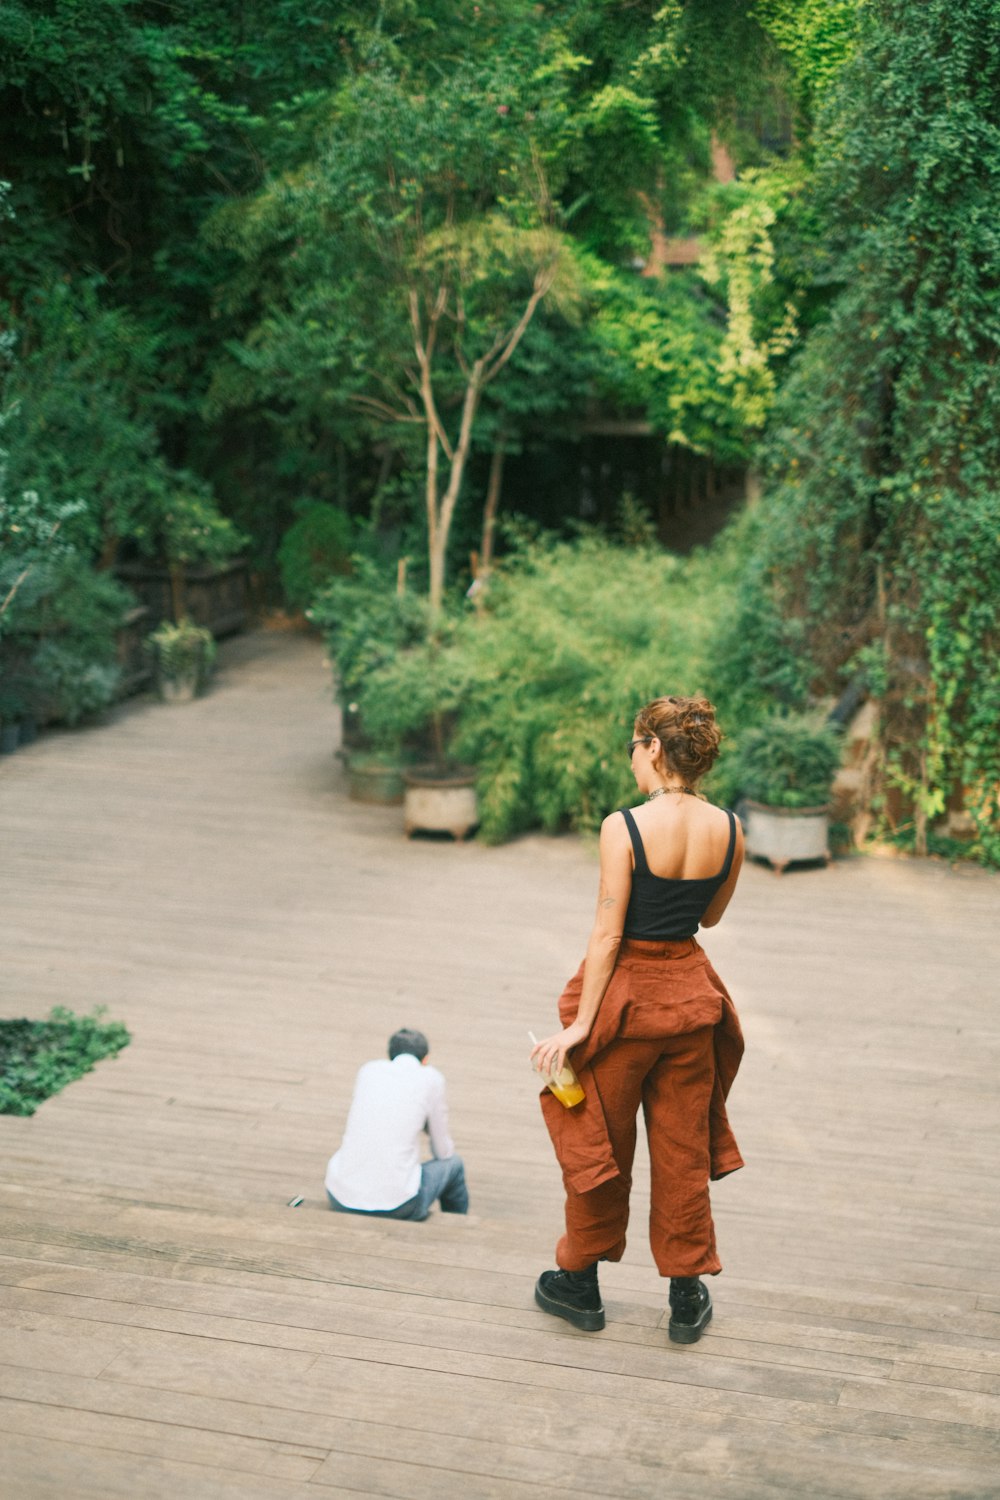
[534, 1263, 605, 1332]
[668, 1277, 712, 1344]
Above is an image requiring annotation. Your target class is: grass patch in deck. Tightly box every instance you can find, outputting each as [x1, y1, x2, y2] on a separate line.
[0, 1007, 131, 1116]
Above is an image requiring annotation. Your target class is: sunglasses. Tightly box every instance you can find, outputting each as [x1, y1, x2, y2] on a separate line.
[626, 735, 653, 760]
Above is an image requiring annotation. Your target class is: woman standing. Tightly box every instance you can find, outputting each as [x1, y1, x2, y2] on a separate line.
[531, 695, 744, 1344]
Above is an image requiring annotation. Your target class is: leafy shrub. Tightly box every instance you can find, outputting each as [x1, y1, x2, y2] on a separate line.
[436, 529, 741, 842]
[0, 1006, 131, 1116]
[0, 451, 82, 634]
[278, 503, 354, 611]
[727, 714, 842, 808]
[157, 487, 247, 572]
[309, 558, 429, 707]
[2, 288, 245, 579]
[357, 625, 475, 762]
[1, 283, 171, 565]
[0, 532, 130, 724]
[31, 640, 122, 725]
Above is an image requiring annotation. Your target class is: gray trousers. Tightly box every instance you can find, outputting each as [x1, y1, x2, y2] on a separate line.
[327, 1154, 469, 1221]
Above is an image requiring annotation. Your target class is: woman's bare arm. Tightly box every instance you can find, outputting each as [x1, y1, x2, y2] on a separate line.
[530, 814, 632, 1076]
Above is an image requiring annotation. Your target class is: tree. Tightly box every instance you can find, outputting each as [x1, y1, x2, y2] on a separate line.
[210, 58, 581, 615]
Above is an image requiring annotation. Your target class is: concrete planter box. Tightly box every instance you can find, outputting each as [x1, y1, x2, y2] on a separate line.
[743, 800, 830, 874]
[403, 765, 479, 840]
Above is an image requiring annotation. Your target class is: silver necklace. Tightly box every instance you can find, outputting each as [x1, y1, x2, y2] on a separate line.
[647, 785, 694, 801]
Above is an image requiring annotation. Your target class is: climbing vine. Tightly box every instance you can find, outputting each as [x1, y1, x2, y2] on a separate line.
[718, 0, 1000, 864]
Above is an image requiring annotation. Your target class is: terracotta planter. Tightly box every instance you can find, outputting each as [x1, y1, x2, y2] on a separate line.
[743, 800, 830, 874]
[403, 765, 479, 840]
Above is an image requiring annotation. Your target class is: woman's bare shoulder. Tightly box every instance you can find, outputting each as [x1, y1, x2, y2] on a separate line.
[697, 799, 740, 841]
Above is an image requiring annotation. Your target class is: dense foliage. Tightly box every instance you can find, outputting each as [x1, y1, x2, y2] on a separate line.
[1, 438, 131, 723]
[727, 714, 842, 809]
[309, 560, 430, 710]
[350, 527, 741, 842]
[277, 504, 354, 614]
[2, 1, 995, 863]
[719, 0, 1000, 861]
[3, 0, 797, 582]
[0, 1006, 131, 1116]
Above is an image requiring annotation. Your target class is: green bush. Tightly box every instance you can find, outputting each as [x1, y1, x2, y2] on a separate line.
[0, 1006, 131, 1116]
[0, 530, 130, 724]
[309, 558, 429, 708]
[431, 529, 742, 842]
[356, 625, 475, 763]
[727, 714, 842, 809]
[158, 487, 247, 573]
[278, 503, 354, 612]
[31, 640, 122, 726]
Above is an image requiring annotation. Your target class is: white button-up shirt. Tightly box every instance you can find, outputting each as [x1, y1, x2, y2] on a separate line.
[325, 1053, 455, 1211]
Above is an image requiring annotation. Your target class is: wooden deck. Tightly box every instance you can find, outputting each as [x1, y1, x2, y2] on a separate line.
[2, 627, 999, 1500]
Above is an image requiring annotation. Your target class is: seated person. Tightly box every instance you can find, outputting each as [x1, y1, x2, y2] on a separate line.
[325, 1028, 468, 1220]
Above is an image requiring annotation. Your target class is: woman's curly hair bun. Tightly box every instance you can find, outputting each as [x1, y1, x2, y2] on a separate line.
[634, 695, 722, 781]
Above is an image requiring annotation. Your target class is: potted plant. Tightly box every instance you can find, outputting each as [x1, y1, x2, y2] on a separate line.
[309, 561, 428, 771]
[147, 619, 216, 703]
[730, 713, 843, 873]
[344, 748, 413, 805]
[359, 633, 479, 839]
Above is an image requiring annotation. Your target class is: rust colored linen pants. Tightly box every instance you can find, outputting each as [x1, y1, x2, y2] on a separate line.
[541, 938, 744, 1279]
[556, 1027, 720, 1276]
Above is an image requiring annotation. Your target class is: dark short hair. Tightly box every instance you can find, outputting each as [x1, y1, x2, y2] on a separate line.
[388, 1028, 429, 1061]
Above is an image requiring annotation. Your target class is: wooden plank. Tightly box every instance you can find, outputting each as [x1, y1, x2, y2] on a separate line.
[0, 1398, 326, 1482]
[0, 1433, 324, 1500]
[1, 628, 999, 1500]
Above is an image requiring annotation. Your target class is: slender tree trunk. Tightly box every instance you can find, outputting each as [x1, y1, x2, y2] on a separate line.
[416, 261, 555, 618]
[425, 423, 440, 610]
[428, 364, 484, 619]
[479, 430, 506, 579]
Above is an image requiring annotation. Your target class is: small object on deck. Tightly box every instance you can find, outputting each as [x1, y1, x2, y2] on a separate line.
[287, 1195, 304, 1207]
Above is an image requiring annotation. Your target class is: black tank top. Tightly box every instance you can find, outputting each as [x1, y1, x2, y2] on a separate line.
[620, 806, 737, 941]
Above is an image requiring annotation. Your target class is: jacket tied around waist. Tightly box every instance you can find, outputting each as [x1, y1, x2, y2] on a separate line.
[540, 937, 745, 1195]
